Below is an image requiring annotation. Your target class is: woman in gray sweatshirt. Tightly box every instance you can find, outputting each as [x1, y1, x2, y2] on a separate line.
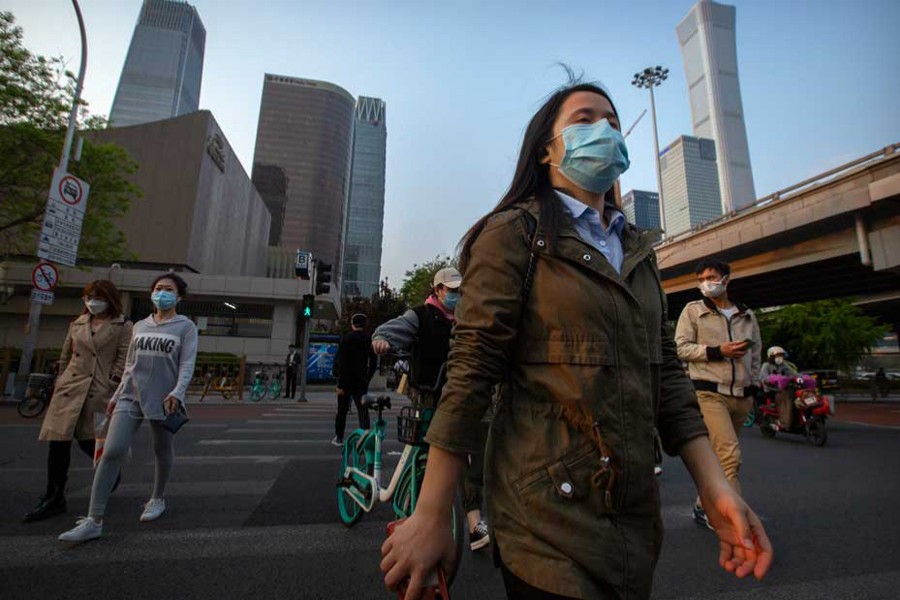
[59, 273, 198, 543]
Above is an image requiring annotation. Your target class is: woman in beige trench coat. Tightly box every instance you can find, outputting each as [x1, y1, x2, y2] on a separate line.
[23, 280, 132, 522]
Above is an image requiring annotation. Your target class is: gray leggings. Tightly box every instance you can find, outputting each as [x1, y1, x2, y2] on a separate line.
[88, 406, 175, 518]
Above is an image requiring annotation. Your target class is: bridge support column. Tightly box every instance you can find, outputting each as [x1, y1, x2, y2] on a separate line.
[855, 214, 872, 266]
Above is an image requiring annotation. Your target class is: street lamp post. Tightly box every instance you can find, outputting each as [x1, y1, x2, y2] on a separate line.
[632, 66, 669, 240]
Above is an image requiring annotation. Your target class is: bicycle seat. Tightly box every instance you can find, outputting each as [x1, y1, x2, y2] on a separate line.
[362, 395, 392, 410]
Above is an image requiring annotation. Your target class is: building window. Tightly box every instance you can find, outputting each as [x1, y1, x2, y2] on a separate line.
[130, 299, 274, 338]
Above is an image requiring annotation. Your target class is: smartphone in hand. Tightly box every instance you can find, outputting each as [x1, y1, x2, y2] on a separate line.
[742, 338, 755, 348]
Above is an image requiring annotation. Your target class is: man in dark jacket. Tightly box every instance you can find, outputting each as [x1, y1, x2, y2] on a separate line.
[332, 313, 377, 446]
[284, 345, 301, 399]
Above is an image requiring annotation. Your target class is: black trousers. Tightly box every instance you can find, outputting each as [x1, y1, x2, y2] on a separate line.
[501, 561, 578, 600]
[335, 387, 370, 439]
[47, 439, 95, 491]
[285, 367, 297, 398]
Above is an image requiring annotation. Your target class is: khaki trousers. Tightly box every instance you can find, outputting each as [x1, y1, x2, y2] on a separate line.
[696, 390, 752, 495]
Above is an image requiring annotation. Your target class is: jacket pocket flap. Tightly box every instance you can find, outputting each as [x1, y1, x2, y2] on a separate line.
[547, 461, 576, 499]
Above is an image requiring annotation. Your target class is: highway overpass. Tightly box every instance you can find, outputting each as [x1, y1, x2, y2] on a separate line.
[656, 143, 900, 332]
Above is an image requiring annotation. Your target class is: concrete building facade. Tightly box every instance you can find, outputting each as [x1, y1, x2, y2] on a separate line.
[87, 111, 271, 277]
[342, 97, 387, 298]
[109, 0, 205, 128]
[622, 190, 661, 231]
[0, 263, 312, 369]
[252, 75, 356, 283]
[677, 0, 756, 212]
[660, 135, 723, 236]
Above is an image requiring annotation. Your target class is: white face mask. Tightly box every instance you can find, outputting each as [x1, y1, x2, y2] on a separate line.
[85, 299, 108, 315]
[774, 356, 785, 366]
[699, 278, 727, 298]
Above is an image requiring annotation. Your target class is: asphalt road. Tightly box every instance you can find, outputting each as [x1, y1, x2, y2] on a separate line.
[1, 394, 898, 599]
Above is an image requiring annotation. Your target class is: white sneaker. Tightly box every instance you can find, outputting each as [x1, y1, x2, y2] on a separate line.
[59, 517, 102, 543]
[331, 436, 343, 447]
[654, 465, 663, 476]
[140, 498, 166, 522]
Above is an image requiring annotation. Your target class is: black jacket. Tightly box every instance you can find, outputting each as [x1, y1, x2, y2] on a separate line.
[333, 330, 377, 390]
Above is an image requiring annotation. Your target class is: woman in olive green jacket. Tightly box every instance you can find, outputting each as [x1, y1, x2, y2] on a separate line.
[380, 79, 773, 600]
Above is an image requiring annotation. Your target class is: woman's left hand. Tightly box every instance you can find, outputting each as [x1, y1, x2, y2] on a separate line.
[701, 482, 773, 580]
[163, 395, 181, 415]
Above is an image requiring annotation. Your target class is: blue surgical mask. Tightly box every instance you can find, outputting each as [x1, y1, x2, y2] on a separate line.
[151, 290, 178, 310]
[550, 119, 630, 194]
[442, 291, 460, 311]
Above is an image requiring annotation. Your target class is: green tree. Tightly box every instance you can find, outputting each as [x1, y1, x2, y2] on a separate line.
[0, 11, 140, 262]
[399, 254, 457, 307]
[758, 299, 889, 372]
[340, 280, 408, 334]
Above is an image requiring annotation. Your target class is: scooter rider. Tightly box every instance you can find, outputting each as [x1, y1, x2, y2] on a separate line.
[760, 346, 797, 429]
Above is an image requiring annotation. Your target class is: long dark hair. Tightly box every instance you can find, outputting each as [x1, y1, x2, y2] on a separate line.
[458, 72, 620, 271]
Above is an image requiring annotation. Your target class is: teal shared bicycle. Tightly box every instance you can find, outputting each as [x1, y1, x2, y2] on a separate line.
[249, 368, 283, 402]
[336, 389, 465, 582]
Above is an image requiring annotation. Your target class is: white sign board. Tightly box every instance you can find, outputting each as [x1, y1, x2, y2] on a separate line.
[31, 289, 55, 305]
[37, 169, 90, 267]
[295, 250, 312, 280]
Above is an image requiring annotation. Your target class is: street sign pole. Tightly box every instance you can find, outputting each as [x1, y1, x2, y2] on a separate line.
[15, 0, 87, 399]
[297, 316, 311, 403]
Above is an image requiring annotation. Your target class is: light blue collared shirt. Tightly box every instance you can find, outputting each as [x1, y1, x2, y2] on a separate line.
[556, 190, 626, 273]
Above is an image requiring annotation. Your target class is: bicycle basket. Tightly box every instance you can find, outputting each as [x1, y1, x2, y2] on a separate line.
[396, 406, 435, 447]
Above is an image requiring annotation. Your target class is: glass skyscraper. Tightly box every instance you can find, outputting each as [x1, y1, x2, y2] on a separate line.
[252, 74, 356, 282]
[109, 0, 205, 128]
[659, 135, 723, 237]
[677, 0, 756, 212]
[622, 190, 661, 231]
[342, 97, 387, 298]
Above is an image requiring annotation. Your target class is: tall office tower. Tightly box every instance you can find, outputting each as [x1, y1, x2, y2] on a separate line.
[342, 97, 387, 298]
[622, 190, 661, 231]
[109, 0, 205, 127]
[659, 135, 723, 237]
[252, 74, 356, 279]
[677, 0, 756, 212]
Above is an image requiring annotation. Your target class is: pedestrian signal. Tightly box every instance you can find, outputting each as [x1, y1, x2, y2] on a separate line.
[302, 294, 314, 319]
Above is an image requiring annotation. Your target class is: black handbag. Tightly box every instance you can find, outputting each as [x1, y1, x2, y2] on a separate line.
[161, 408, 190, 434]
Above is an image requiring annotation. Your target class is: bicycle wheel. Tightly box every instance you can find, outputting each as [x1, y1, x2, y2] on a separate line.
[18, 396, 47, 418]
[395, 453, 465, 585]
[268, 381, 282, 400]
[336, 432, 372, 527]
[249, 383, 265, 402]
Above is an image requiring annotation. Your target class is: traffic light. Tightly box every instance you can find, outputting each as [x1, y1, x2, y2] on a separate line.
[315, 262, 332, 295]
[301, 294, 314, 319]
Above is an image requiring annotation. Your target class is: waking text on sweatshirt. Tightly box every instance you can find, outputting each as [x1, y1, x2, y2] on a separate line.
[111, 314, 198, 420]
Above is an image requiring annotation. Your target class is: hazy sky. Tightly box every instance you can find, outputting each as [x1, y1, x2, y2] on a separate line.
[7, 0, 899, 287]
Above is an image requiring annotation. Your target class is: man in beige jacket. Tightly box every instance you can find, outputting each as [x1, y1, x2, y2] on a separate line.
[675, 259, 761, 530]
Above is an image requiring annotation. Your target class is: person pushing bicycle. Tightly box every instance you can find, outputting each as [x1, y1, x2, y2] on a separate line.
[373, 267, 492, 552]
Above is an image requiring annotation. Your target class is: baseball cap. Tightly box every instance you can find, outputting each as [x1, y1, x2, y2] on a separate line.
[433, 267, 462, 289]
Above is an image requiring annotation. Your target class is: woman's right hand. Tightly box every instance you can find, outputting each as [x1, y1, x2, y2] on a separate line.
[372, 340, 391, 355]
[380, 508, 457, 600]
